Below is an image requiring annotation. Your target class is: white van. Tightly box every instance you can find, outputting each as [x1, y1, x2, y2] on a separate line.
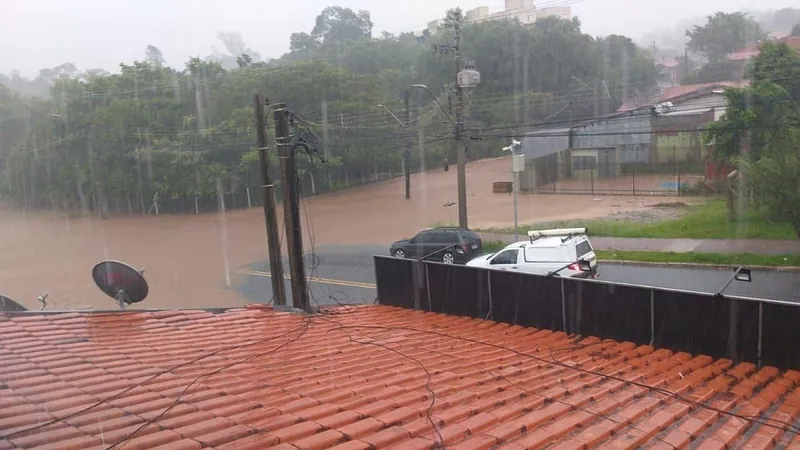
[466, 228, 598, 278]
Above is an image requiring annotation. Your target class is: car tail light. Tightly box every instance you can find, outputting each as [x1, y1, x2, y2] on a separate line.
[567, 263, 579, 271]
[462, 243, 470, 252]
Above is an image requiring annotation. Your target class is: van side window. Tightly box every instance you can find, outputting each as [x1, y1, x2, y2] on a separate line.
[491, 249, 519, 265]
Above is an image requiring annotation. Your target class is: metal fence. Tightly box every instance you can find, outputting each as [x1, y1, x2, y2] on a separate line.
[524, 161, 708, 196]
[374, 256, 800, 370]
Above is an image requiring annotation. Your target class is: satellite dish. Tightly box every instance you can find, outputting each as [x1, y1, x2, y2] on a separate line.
[92, 261, 148, 310]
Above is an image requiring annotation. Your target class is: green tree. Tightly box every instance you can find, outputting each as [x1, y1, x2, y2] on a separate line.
[745, 128, 800, 237]
[687, 12, 765, 63]
[312, 6, 373, 44]
[706, 42, 800, 235]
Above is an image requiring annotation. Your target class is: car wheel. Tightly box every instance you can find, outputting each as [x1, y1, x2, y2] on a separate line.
[394, 249, 406, 258]
[442, 252, 455, 264]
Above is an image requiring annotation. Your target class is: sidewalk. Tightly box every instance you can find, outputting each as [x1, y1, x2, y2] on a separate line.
[479, 232, 800, 255]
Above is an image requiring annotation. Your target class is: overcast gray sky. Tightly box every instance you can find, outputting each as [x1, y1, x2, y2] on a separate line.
[1, 0, 795, 77]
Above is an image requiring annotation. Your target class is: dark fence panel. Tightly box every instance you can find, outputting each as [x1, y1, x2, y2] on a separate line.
[374, 256, 425, 310]
[373, 256, 800, 369]
[761, 302, 800, 368]
[652, 292, 759, 361]
[563, 279, 651, 344]
[489, 271, 563, 330]
[426, 263, 490, 318]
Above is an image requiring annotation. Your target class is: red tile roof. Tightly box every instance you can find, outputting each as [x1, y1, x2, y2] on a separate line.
[657, 81, 749, 103]
[728, 36, 800, 61]
[658, 57, 681, 69]
[2, 305, 800, 449]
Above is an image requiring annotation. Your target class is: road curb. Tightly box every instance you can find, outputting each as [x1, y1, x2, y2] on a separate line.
[600, 259, 800, 272]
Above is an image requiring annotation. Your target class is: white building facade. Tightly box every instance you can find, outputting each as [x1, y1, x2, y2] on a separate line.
[425, 0, 571, 33]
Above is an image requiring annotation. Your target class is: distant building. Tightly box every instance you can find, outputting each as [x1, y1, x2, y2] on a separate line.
[657, 56, 683, 87]
[424, 0, 572, 33]
[727, 35, 800, 79]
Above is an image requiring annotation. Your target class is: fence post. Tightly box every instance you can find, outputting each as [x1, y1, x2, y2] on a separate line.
[590, 161, 595, 194]
[673, 145, 678, 195]
[561, 278, 567, 333]
[246, 187, 252, 208]
[487, 271, 493, 320]
[413, 260, 422, 311]
[632, 163, 637, 196]
[425, 262, 432, 312]
[757, 301, 763, 368]
[677, 161, 682, 197]
[727, 300, 740, 362]
[649, 288, 655, 346]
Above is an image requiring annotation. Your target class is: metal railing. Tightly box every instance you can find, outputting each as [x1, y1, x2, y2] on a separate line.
[374, 256, 800, 370]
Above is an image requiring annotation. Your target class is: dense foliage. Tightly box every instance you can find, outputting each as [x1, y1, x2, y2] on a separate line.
[706, 42, 800, 236]
[0, 6, 658, 215]
[686, 12, 765, 64]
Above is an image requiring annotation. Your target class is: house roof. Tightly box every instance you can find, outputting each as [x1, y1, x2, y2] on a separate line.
[2, 305, 800, 449]
[658, 57, 681, 69]
[728, 35, 800, 61]
[656, 81, 749, 103]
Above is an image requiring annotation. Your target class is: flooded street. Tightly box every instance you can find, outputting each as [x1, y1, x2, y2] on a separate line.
[0, 156, 681, 310]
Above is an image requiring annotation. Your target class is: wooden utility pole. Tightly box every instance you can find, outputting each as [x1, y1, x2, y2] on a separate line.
[452, 9, 468, 229]
[253, 93, 286, 306]
[404, 88, 412, 200]
[272, 103, 310, 312]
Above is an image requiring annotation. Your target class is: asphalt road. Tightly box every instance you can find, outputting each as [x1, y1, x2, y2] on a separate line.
[235, 245, 800, 307]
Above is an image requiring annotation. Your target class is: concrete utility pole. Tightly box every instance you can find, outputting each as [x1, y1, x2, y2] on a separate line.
[452, 10, 468, 229]
[272, 103, 310, 313]
[404, 88, 412, 200]
[419, 8, 478, 228]
[253, 93, 286, 307]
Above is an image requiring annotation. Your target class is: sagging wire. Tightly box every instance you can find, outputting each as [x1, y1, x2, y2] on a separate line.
[104, 320, 312, 449]
[0, 322, 312, 441]
[289, 110, 374, 311]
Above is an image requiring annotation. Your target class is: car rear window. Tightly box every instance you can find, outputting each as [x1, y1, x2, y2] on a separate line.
[576, 240, 593, 258]
[460, 230, 480, 241]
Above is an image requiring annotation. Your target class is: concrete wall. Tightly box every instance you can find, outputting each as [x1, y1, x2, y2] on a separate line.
[572, 114, 652, 164]
[654, 131, 703, 163]
[520, 128, 571, 160]
[652, 110, 714, 164]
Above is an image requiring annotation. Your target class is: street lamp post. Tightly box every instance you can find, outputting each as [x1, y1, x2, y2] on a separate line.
[412, 83, 469, 228]
[377, 102, 412, 200]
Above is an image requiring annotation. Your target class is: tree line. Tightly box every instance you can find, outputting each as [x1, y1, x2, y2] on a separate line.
[1, 6, 662, 215]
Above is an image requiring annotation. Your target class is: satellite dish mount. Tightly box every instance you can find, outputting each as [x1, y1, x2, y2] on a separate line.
[92, 261, 149, 311]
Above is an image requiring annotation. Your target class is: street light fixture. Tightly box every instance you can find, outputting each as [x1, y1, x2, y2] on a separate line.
[376, 104, 404, 127]
[717, 266, 753, 296]
[411, 84, 456, 126]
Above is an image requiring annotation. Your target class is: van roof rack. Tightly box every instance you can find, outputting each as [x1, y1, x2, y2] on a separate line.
[527, 227, 588, 243]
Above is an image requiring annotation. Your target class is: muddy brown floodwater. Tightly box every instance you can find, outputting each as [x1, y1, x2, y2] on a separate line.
[0, 156, 680, 311]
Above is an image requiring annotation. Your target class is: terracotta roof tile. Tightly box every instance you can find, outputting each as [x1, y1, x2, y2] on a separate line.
[3, 305, 800, 449]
